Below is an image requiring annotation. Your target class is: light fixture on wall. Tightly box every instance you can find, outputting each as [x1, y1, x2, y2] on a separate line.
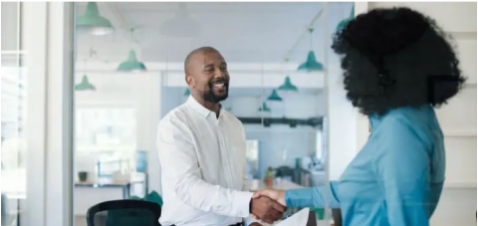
[298, 28, 324, 72]
[267, 89, 283, 101]
[77, 2, 114, 36]
[278, 76, 298, 91]
[75, 75, 96, 91]
[117, 50, 147, 72]
[258, 102, 271, 112]
[160, 3, 201, 38]
[336, 6, 354, 32]
[184, 88, 191, 96]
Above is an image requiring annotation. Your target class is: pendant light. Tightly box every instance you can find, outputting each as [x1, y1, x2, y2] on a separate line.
[278, 59, 298, 91]
[117, 50, 147, 72]
[75, 75, 96, 91]
[258, 102, 271, 112]
[278, 76, 298, 91]
[160, 3, 201, 38]
[184, 88, 191, 96]
[77, 2, 114, 36]
[75, 59, 96, 91]
[267, 89, 283, 101]
[336, 6, 355, 32]
[297, 28, 324, 72]
[117, 29, 147, 72]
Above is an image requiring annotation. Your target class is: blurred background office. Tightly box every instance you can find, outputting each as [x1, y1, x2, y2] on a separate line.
[1, 2, 476, 226]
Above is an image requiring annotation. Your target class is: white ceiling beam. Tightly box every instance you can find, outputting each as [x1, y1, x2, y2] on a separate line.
[75, 61, 307, 72]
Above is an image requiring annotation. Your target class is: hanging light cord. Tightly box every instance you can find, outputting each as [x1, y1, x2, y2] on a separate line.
[283, 3, 327, 61]
[309, 28, 314, 50]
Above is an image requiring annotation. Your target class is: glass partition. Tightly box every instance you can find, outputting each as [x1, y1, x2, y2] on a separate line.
[72, 2, 353, 225]
[1, 3, 27, 226]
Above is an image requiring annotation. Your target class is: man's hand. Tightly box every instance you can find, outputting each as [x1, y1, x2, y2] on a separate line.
[252, 189, 286, 206]
[250, 196, 286, 224]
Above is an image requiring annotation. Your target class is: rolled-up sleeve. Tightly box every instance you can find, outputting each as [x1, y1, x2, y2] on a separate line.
[285, 181, 340, 208]
[374, 121, 430, 226]
[157, 117, 253, 218]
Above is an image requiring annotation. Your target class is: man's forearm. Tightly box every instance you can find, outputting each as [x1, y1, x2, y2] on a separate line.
[174, 174, 253, 218]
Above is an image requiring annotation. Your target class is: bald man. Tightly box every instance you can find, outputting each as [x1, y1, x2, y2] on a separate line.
[156, 47, 286, 226]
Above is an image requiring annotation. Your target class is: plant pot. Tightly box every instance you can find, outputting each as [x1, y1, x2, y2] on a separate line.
[78, 171, 88, 182]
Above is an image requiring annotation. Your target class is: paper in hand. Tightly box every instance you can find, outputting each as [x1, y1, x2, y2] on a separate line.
[274, 208, 310, 226]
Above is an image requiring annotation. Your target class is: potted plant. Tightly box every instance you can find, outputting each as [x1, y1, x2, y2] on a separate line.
[264, 167, 276, 188]
[78, 171, 88, 182]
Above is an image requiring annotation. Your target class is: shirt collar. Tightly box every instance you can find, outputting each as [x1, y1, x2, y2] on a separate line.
[186, 95, 223, 118]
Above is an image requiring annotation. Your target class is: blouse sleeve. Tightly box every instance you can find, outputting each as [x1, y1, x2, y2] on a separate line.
[284, 181, 341, 209]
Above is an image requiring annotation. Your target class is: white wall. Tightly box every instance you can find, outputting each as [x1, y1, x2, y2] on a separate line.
[356, 2, 477, 226]
[74, 72, 162, 193]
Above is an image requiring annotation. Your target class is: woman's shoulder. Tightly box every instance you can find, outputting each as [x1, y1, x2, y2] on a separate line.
[377, 105, 439, 149]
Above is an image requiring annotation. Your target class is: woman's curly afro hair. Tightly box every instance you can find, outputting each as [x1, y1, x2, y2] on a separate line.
[331, 7, 466, 116]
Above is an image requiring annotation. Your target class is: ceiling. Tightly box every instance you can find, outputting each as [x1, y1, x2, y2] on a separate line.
[75, 2, 353, 63]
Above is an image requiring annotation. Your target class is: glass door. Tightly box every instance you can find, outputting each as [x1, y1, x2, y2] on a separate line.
[1, 3, 27, 226]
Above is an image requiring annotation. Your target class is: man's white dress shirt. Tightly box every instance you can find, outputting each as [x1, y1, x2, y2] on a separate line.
[157, 96, 257, 226]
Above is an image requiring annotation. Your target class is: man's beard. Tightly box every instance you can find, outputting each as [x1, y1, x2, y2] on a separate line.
[202, 81, 229, 103]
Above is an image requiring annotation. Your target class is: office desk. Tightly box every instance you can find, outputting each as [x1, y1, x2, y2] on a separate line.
[247, 179, 303, 192]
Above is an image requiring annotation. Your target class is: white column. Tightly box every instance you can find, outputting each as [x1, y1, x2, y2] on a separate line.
[23, 2, 75, 226]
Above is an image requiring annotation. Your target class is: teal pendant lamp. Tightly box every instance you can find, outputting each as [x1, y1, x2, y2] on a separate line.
[184, 88, 191, 96]
[336, 6, 355, 31]
[77, 2, 114, 36]
[258, 102, 271, 112]
[267, 89, 283, 101]
[117, 50, 147, 72]
[298, 28, 324, 72]
[278, 76, 298, 91]
[75, 75, 96, 91]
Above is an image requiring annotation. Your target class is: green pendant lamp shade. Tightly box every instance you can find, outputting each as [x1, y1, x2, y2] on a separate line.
[117, 50, 147, 72]
[298, 29, 324, 72]
[75, 75, 96, 91]
[184, 88, 191, 96]
[298, 51, 324, 71]
[337, 6, 355, 31]
[267, 89, 283, 101]
[258, 102, 271, 112]
[77, 2, 114, 36]
[278, 76, 298, 91]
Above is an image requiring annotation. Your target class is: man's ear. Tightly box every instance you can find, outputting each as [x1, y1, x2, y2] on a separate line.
[185, 75, 194, 88]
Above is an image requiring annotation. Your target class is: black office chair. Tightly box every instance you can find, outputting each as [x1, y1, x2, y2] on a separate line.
[86, 200, 161, 226]
[1, 193, 6, 225]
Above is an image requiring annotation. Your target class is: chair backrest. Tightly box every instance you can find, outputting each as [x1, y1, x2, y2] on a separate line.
[1, 194, 7, 225]
[86, 199, 161, 226]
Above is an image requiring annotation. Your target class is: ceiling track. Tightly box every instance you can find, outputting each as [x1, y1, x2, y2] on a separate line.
[106, 2, 131, 30]
[106, 3, 141, 47]
[283, 2, 327, 61]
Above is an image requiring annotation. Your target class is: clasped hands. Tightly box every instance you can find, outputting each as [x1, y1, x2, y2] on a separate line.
[250, 189, 287, 224]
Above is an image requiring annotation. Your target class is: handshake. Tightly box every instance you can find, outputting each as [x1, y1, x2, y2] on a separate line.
[249, 189, 287, 224]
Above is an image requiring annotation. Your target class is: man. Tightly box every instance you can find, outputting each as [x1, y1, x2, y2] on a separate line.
[157, 46, 286, 226]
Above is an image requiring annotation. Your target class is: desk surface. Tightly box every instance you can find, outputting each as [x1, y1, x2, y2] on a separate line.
[248, 179, 303, 192]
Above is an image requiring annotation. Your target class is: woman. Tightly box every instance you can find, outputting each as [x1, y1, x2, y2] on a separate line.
[253, 7, 465, 226]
